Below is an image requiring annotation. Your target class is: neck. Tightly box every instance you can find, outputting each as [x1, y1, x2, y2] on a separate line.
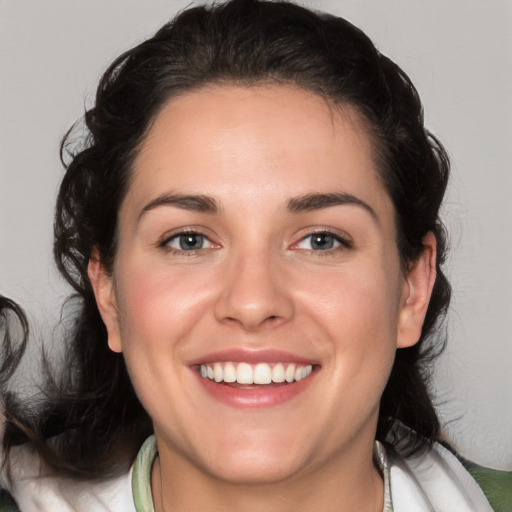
[151, 440, 384, 512]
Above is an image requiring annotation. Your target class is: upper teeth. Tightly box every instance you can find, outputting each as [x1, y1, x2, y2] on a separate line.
[200, 362, 313, 385]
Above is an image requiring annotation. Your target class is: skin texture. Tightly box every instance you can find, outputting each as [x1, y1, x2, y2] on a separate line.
[89, 85, 436, 512]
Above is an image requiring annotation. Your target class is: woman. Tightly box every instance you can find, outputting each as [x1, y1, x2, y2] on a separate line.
[0, 0, 509, 510]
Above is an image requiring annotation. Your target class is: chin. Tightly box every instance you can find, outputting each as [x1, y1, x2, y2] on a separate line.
[205, 453, 306, 486]
[194, 432, 312, 485]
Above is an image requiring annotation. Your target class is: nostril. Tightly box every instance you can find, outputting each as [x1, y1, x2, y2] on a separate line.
[213, 280, 295, 330]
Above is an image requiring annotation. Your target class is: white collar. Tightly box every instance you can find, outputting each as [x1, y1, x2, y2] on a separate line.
[381, 439, 492, 512]
[2, 433, 492, 512]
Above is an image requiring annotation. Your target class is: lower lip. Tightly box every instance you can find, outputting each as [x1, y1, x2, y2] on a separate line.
[194, 370, 317, 408]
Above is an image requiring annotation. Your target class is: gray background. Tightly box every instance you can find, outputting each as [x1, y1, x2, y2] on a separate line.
[1, 0, 511, 469]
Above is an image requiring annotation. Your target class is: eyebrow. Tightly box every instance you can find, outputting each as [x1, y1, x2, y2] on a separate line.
[287, 192, 378, 222]
[139, 193, 221, 220]
[138, 191, 378, 222]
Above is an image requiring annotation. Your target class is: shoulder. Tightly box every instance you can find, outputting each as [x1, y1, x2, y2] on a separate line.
[0, 443, 136, 512]
[386, 439, 511, 512]
[460, 457, 512, 512]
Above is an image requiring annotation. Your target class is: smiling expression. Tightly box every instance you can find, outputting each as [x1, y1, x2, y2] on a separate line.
[89, 85, 433, 487]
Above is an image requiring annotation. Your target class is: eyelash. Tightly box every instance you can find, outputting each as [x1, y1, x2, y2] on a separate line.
[292, 230, 353, 255]
[159, 230, 215, 256]
[158, 229, 353, 256]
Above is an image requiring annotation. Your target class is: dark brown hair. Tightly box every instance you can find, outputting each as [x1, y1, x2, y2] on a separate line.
[1, 0, 450, 478]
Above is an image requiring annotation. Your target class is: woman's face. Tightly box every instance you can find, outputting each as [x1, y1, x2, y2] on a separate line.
[91, 85, 433, 485]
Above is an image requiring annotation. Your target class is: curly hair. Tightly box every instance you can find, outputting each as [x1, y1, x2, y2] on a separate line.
[1, 0, 450, 478]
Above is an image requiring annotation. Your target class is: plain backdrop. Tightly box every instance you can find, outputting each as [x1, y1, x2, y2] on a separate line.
[0, 0, 511, 470]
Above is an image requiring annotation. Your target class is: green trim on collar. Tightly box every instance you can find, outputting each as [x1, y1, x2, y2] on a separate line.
[132, 435, 157, 512]
[374, 441, 394, 512]
[131, 436, 394, 512]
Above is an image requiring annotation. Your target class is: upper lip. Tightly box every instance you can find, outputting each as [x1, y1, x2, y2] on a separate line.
[187, 348, 320, 366]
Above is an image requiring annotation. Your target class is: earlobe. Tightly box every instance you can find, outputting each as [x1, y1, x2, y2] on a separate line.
[87, 249, 123, 353]
[396, 232, 437, 349]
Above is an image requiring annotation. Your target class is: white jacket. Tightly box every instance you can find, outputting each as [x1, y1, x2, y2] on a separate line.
[0, 435, 498, 512]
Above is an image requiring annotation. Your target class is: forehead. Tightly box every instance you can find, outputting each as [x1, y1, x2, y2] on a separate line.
[125, 84, 392, 221]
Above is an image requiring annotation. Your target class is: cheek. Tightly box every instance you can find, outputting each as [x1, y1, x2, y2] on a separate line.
[111, 261, 216, 418]
[300, 262, 401, 334]
[298, 263, 402, 379]
[115, 261, 214, 343]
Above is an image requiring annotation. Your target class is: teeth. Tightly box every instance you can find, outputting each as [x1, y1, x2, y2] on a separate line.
[271, 363, 285, 383]
[285, 364, 296, 383]
[199, 362, 314, 385]
[254, 363, 272, 384]
[237, 363, 253, 384]
[214, 362, 223, 383]
[223, 362, 236, 383]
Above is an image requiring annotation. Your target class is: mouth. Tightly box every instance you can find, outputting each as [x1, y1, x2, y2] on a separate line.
[198, 361, 314, 386]
[192, 357, 319, 408]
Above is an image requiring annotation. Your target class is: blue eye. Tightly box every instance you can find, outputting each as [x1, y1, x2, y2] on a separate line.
[309, 233, 336, 250]
[163, 232, 213, 252]
[177, 233, 205, 250]
[295, 232, 350, 251]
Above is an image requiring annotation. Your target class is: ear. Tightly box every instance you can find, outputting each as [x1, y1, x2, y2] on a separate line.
[87, 248, 123, 353]
[396, 232, 437, 349]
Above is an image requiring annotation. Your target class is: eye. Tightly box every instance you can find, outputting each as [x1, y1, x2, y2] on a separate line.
[294, 231, 351, 251]
[162, 231, 216, 253]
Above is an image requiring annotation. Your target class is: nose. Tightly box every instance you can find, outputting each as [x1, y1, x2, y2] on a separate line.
[214, 249, 294, 332]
